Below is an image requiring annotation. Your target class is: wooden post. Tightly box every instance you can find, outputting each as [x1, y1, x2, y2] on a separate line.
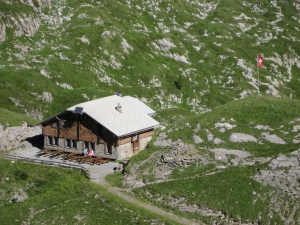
[57, 120, 60, 139]
[77, 117, 80, 142]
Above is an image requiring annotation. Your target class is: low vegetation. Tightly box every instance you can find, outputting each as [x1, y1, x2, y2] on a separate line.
[0, 159, 180, 225]
[119, 96, 300, 224]
[167, 96, 300, 157]
[1, 0, 300, 224]
[0, 108, 39, 128]
[133, 165, 274, 224]
[0, 0, 300, 121]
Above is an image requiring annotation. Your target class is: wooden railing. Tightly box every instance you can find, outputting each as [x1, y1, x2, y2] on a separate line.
[1, 154, 90, 178]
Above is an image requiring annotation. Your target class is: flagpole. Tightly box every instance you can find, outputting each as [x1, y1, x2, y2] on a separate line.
[257, 54, 259, 98]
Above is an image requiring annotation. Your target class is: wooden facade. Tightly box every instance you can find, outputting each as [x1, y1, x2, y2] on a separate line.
[41, 112, 155, 160]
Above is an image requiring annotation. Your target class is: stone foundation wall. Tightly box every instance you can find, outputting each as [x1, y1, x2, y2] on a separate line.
[139, 136, 152, 151]
[117, 142, 133, 160]
[117, 136, 152, 160]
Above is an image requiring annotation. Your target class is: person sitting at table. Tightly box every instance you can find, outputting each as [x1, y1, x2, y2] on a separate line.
[88, 148, 94, 159]
[82, 148, 87, 156]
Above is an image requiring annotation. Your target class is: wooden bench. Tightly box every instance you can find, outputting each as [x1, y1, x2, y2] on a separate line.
[75, 155, 91, 163]
[36, 148, 53, 157]
[90, 156, 109, 165]
[48, 150, 64, 158]
[65, 153, 82, 161]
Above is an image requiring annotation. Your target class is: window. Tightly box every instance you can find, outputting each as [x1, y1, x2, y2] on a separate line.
[51, 122, 57, 128]
[66, 139, 71, 148]
[72, 140, 77, 149]
[106, 145, 112, 154]
[90, 142, 95, 150]
[84, 142, 95, 151]
[47, 136, 53, 145]
[66, 139, 76, 149]
[47, 136, 58, 146]
[54, 137, 58, 146]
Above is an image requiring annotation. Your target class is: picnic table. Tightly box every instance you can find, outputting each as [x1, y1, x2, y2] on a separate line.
[36, 149, 110, 166]
[75, 155, 110, 165]
[89, 156, 109, 165]
[64, 152, 82, 161]
[36, 148, 52, 156]
[37, 148, 64, 158]
[48, 150, 65, 158]
[75, 155, 91, 163]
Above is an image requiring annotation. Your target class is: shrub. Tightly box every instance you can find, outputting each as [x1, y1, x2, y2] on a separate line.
[14, 169, 29, 180]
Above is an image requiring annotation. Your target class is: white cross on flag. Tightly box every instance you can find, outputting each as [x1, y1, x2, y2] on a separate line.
[258, 56, 263, 67]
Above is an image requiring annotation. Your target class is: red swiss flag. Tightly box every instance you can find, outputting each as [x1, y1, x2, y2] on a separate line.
[258, 56, 264, 67]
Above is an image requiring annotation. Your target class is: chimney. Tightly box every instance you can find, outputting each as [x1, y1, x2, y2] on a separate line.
[116, 103, 122, 113]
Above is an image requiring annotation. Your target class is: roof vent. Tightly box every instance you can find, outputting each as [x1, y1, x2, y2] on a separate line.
[116, 103, 122, 113]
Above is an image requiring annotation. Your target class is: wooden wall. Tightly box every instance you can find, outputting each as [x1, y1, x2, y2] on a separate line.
[43, 123, 58, 137]
[139, 130, 154, 139]
[80, 121, 98, 143]
[60, 121, 77, 139]
[42, 112, 118, 145]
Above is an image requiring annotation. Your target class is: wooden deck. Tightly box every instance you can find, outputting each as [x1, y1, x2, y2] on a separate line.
[36, 148, 111, 165]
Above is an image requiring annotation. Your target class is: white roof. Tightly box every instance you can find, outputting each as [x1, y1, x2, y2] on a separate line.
[67, 95, 159, 137]
[122, 96, 155, 115]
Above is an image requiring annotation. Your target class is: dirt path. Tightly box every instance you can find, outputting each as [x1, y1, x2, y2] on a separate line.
[93, 181, 198, 225]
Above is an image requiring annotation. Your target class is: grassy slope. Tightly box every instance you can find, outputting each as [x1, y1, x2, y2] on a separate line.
[0, 159, 180, 225]
[0, 1, 300, 224]
[0, 0, 299, 120]
[167, 96, 300, 157]
[0, 108, 39, 127]
[116, 96, 300, 224]
[133, 165, 274, 224]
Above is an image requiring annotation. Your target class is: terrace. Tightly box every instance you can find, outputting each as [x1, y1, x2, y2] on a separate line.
[3, 147, 120, 185]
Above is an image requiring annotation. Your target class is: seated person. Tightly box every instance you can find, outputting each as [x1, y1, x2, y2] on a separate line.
[82, 148, 87, 156]
[88, 148, 94, 158]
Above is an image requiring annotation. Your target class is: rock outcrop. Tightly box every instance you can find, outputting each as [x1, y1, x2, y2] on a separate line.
[0, 20, 6, 42]
[0, 122, 42, 150]
[0, 0, 53, 43]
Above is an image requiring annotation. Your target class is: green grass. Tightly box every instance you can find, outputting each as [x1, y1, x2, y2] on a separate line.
[133, 165, 274, 224]
[0, 0, 299, 120]
[1, 1, 300, 224]
[169, 163, 217, 179]
[0, 158, 181, 225]
[0, 108, 39, 127]
[167, 96, 300, 157]
[105, 171, 124, 188]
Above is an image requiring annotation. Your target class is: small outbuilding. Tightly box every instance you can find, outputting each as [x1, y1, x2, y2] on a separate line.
[39, 95, 160, 160]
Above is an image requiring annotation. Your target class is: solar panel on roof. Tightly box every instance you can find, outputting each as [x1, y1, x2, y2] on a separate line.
[73, 107, 83, 114]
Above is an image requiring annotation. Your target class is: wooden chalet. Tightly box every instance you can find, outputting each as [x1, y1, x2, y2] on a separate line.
[39, 95, 160, 160]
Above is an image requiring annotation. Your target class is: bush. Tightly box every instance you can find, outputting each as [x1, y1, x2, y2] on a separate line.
[14, 169, 29, 180]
